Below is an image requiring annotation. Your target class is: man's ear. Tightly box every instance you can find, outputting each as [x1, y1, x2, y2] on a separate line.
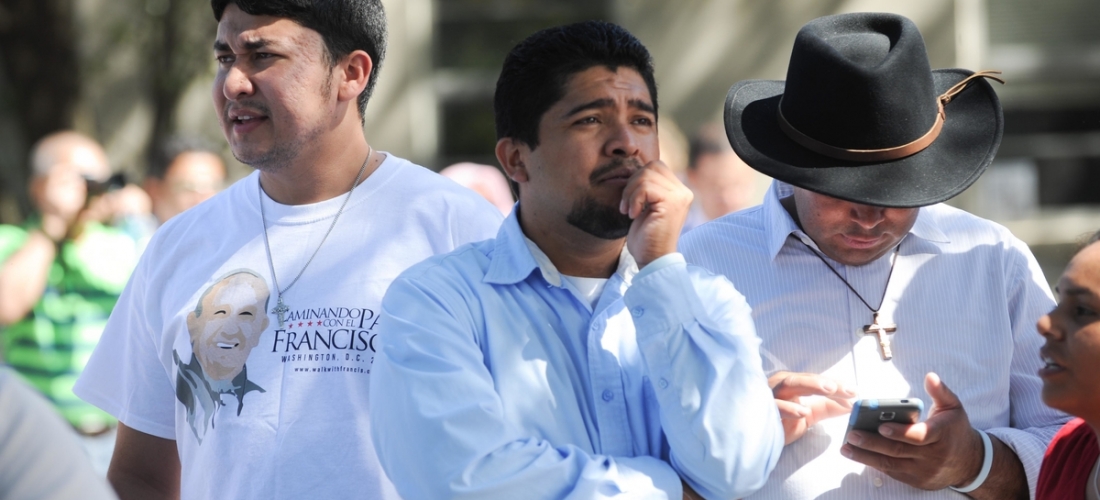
[496, 138, 530, 184]
[186, 310, 199, 339]
[335, 50, 373, 104]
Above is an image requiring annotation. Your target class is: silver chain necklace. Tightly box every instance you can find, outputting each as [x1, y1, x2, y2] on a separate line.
[259, 147, 372, 327]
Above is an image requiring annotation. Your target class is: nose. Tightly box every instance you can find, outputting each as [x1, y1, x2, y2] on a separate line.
[215, 320, 248, 344]
[1037, 308, 1063, 340]
[221, 63, 254, 101]
[850, 203, 886, 229]
[603, 120, 641, 158]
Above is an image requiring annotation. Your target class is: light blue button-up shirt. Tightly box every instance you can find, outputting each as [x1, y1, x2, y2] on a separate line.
[370, 210, 783, 499]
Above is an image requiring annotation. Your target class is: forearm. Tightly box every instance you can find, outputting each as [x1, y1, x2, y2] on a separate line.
[0, 230, 58, 324]
[108, 422, 180, 500]
[109, 471, 180, 500]
[627, 259, 783, 497]
[966, 436, 1027, 500]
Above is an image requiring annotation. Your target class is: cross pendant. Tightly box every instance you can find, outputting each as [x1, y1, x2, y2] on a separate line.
[273, 296, 289, 328]
[863, 313, 898, 360]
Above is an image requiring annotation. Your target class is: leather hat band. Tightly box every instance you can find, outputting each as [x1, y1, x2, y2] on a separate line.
[777, 70, 1004, 162]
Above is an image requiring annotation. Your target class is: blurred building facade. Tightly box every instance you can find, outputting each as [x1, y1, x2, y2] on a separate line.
[1, 0, 1097, 279]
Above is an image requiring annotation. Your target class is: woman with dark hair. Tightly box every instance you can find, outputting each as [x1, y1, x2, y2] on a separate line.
[1036, 230, 1100, 499]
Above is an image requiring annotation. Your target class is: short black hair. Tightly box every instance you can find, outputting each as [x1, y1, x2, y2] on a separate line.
[211, 0, 387, 120]
[149, 136, 220, 179]
[493, 20, 657, 150]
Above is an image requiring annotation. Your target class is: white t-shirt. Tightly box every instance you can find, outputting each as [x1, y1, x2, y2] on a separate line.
[74, 154, 503, 500]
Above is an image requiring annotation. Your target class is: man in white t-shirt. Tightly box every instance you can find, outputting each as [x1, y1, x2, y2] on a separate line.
[73, 1, 503, 499]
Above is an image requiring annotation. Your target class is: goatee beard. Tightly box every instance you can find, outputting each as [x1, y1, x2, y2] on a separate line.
[566, 196, 632, 239]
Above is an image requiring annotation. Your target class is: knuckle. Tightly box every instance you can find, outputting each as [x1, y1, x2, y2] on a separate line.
[876, 456, 898, 472]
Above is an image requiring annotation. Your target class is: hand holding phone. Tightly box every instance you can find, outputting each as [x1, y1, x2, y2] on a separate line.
[846, 398, 924, 433]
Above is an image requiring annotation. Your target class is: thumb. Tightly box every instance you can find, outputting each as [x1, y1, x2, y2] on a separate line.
[925, 372, 962, 415]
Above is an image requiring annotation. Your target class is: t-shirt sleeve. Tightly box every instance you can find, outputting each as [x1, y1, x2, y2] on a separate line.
[73, 255, 177, 439]
[1036, 419, 1100, 500]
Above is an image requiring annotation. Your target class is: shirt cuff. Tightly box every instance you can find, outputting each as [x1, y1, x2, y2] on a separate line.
[985, 425, 1056, 499]
[634, 252, 685, 282]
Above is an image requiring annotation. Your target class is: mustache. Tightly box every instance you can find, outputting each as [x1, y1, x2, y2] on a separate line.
[224, 99, 271, 117]
[588, 157, 643, 184]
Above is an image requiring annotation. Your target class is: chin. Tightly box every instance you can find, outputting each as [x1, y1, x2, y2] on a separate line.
[1041, 386, 1082, 417]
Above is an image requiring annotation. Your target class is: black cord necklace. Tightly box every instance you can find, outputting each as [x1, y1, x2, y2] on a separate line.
[798, 239, 901, 360]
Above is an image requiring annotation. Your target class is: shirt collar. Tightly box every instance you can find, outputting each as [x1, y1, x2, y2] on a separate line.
[483, 205, 639, 286]
[763, 180, 950, 261]
[763, 181, 802, 261]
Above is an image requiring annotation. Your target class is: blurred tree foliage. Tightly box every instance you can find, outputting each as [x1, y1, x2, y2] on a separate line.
[0, 0, 79, 150]
[0, 0, 218, 222]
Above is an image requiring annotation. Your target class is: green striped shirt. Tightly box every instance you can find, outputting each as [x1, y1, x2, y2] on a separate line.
[0, 221, 137, 431]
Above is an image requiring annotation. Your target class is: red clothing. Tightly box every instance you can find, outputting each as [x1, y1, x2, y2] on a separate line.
[1038, 418, 1100, 500]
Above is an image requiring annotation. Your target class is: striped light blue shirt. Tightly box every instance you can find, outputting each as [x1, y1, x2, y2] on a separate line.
[370, 210, 784, 499]
[680, 181, 1068, 499]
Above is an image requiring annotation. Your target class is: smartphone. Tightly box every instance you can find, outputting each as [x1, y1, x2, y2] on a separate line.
[846, 398, 924, 433]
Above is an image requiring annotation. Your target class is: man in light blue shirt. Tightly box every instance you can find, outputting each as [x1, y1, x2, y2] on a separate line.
[369, 21, 783, 500]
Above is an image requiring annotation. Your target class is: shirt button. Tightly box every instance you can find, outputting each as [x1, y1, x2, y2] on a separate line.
[631, 306, 645, 318]
[658, 378, 669, 389]
[873, 477, 883, 488]
[590, 322, 600, 331]
[601, 389, 614, 402]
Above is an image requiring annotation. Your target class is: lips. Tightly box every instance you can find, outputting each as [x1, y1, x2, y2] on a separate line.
[217, 341, 239, 350]
[1038, 350, 1067, 377]
[840, 233, 884, 250]
[595, 167, 635, 186]
[226, 108, 268, 135]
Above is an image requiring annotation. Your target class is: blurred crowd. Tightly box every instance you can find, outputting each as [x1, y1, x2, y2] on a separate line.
[0, 131, 225, 475]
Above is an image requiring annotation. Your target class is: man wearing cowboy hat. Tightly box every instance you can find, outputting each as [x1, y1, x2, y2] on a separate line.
[681, 12, 1068, 499]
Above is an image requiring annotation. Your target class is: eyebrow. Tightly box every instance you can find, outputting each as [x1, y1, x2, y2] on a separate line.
[1054, 285, 1094, 299]
[562, 98, 655, 118]
[213, 38, 271, 52]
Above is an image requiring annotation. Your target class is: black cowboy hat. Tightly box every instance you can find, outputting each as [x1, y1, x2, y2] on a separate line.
[724, 12, 1003, 208]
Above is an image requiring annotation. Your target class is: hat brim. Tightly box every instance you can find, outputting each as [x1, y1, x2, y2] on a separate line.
[724, 69, 1003, 208]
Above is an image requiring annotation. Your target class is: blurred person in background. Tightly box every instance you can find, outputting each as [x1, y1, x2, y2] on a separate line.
[658, 116, 688, 180]
[439, 162, 513, 215]
[0, 366, 117, 499]
[682, 122, 762, 233]
[1036, 230, 1100, 499]
[145, 137, 227, 225]
[120, 137, 229, 251]
[0, 130, 140, 474]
